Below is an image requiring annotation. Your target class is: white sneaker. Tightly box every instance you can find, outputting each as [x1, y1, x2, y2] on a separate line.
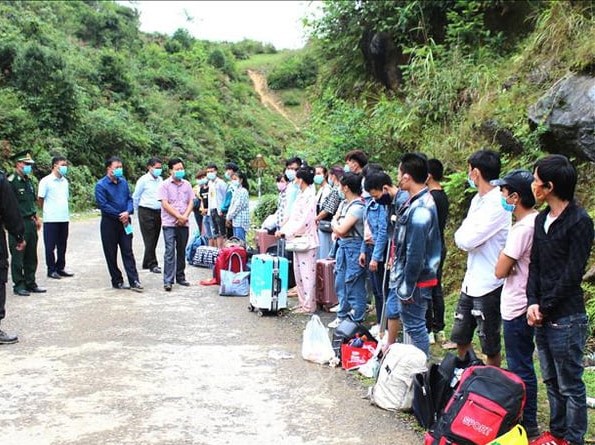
[329, 304, 339, 313]
[428, 332, 436, 345]
[328, 318, 341, 329]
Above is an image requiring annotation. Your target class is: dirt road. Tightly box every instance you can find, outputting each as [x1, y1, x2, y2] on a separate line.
[0, 217, 421, 445]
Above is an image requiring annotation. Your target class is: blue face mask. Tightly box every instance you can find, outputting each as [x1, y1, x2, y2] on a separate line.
[224, 172, 232, 181]
[343, 164, 351, 173]
[58, 165, 68, 176]
[328, 178, 334, 187]
[207, 172, 217, 181]
[152, 168, 162, 178]
[23, 165, 32, 175]
[198, 178, 208, 186]
[285, 169, 296, 181]
[338, 189, 346, 200]
[231, 179, 240, 188]
[113, 167, 123, 178]
[313, 174, 324, 185]
[174, 170, 185, 180]
[501, 196, 516, 213]
[467, 174, 476, 189]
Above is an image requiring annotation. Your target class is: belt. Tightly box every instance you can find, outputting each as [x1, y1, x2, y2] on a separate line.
[139, 206, 160, 212]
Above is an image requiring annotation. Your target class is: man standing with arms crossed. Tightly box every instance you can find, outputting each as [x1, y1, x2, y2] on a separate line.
[450, 149, 510, 366]
[0, 166, 26, 344]
[38, 156, 74, 279]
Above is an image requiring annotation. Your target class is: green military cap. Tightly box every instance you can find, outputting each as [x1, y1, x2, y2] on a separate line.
[11, 150, 35, 164]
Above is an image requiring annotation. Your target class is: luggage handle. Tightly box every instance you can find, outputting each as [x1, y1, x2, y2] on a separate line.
[226, 251, 244, 272]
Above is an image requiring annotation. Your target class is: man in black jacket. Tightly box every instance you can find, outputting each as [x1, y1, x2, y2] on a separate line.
[527, 155, 594, 445]
[0, 169, 26, 344]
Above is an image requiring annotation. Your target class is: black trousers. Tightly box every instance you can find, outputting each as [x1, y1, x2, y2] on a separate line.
[43, 222, 69, 274]
[138, 206, 161, 269]
[100, 216, 139, 287]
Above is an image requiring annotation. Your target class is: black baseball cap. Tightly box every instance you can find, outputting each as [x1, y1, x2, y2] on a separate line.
[490, 169, 534, 201]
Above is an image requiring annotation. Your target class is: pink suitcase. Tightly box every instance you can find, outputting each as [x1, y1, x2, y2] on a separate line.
[316, 259, 338, 311]
[256, 228, 278, 254]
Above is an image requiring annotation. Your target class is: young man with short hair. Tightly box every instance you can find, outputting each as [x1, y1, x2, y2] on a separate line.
[493, 169, 539, 439]
[205, 163, 228, 248]
[527, 155, 594, 445]
[344, 149, 368, 174]
[133, 157, 163, 273]
[451, 149, 510, 367]
[38, 156, 73, 279]
[385, 153, 441, 356]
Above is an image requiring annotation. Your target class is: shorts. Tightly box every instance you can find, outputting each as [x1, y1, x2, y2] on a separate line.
[210, 209, 226, 238]
[450, 287, 502, 357]
[384, 287, 402, 319]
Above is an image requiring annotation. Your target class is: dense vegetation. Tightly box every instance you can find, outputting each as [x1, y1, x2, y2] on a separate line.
[0, 1, 297, 209]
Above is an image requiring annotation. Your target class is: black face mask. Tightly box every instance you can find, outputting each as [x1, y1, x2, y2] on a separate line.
[375, 192, 392, 205]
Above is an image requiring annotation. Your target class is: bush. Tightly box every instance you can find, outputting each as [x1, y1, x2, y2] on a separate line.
[268, 53, 318, 90]
[252, 193, 278, 228]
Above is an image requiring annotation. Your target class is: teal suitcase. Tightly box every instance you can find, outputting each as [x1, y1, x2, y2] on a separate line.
[249, 253, 289, 315]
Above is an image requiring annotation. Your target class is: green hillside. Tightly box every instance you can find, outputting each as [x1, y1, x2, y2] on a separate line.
[0, 1, 299, 209]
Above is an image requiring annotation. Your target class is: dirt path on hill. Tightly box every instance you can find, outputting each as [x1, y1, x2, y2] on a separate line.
[247, 69, 300, 131]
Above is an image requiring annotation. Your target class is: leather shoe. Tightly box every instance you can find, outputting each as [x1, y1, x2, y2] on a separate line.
[113, 282, 130, 290]
[57, 270, 74, 277]
[150, 266, 162, 274]
[177, 280, 191, 287]
[28, 286, 47, 293]
[0, 329, 18, 344]
[48, 272, 61, 279]
[164, 284, 172, 292]
[14, 289, 30, 296]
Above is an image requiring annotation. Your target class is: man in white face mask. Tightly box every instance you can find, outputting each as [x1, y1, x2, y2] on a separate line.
[281, 156, 302, 225]
[133, 157, 164, 274]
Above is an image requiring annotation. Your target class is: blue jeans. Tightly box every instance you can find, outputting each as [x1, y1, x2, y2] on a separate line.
[503, 314, 538, 433]
[163, 226, 189, 285]
[202, 214, 213, 239]
[233, 226, 246, 241]
[401, 287, 431, 356]
[335, 238, 367, 322]
[317, 229, 333, 259]
[363, 243, 385, 323]
[535, 313, 588, 444]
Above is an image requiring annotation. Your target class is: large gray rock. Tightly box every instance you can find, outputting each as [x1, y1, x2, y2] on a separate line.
[528, 74, 595, 162]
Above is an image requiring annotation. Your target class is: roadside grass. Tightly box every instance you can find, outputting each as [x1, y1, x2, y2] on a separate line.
[237, 51, 297, 74]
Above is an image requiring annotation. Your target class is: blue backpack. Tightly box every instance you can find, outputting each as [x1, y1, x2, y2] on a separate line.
[186, 233, 208, 263]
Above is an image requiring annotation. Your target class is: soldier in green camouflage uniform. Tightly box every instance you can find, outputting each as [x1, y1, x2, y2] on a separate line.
[8, 151, 46, 296]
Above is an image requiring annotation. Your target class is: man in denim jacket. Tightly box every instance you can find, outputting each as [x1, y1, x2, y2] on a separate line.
[389, 153, 442, 356]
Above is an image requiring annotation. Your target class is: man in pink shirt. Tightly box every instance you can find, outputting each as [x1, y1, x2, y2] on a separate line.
[157, 158, 195, 291]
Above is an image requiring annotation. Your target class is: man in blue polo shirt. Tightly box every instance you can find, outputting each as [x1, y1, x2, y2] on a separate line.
[95, 156, 142, 292]
[38, 156, 73, 279]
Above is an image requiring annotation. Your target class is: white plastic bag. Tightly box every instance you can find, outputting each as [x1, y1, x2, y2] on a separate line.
[301, 315, 336, 364]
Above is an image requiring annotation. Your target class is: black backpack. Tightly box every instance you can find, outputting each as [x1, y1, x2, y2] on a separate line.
[424, 365, 526, 445]
[412, 350, 483, 429]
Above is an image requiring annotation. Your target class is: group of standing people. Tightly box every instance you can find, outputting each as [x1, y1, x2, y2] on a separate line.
[0, 151, 73, 345]
[262, 149, 593, 445]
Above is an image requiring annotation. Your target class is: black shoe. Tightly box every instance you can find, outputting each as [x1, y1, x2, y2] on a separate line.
[57, 270, 74, 277]
[113, 282, 130, 290]
[164, 284, 172, 291]
[130, 281, 144, 292]
[177, 280, 191, 287]
[150, 266, 162, 274]
[14, 289, 30, 296]
[28, 286, 47, 293]
[0, 329, 18, 345]
[48, 272, 61, 279]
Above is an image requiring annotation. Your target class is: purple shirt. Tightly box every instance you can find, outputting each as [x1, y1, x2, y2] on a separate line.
[157, 177, 194, 227]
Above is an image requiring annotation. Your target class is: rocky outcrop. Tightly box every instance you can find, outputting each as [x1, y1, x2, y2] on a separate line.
[528, 74, 595, 162]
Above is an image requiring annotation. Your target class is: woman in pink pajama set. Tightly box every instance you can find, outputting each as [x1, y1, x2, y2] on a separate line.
[277, 166, 319, 314]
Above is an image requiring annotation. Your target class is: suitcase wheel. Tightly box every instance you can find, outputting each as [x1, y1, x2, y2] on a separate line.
[248, 304, 254, 312]
[257, 310, 264, 317]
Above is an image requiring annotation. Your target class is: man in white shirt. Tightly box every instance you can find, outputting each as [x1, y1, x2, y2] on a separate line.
[132, 157, 163, 273]
[38, 156, 73, 279]
[450, 150, 510, 367]
[205, 163, 228, 248]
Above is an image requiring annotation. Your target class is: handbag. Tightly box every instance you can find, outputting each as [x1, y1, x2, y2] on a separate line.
[318, 220, 333, 233]
[285, 236, 310, 252]
[219, 252, 250, 296]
